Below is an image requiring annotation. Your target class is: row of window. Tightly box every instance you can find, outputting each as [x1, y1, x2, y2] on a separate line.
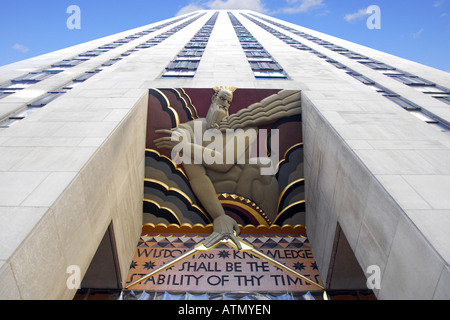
[228, 12, 288, 80]
[249, 13, 450, 107]
[0, 13, 204, 128]
[244, 13, 450, 131]
[162, 12, 219, 78]
[0, 13, 200, 106]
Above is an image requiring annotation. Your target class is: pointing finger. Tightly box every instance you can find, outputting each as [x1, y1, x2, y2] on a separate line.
[204, 232, 222, 248]
[229, 233, 242, 250]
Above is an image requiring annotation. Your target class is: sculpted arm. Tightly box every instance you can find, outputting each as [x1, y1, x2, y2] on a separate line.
[153, 128, 242, 249]
[219, 90, 301, 131]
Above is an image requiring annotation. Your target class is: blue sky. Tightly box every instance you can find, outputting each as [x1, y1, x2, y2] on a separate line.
[0, 0, 449, 71]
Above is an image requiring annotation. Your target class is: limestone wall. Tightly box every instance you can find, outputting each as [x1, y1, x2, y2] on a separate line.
[303, 92, 450, 299]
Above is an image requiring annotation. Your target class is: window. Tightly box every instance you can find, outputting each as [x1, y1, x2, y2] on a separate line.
[52, 58, 88, 68]
[0, 83, 32, 91]
[13, 72, 46, 83]
[121, 49, 138, 57]
[60, 81, 83, 90]
[326, 59, 347, 69]
[190, 36, 210, 42]
[185, 42, 208, 49]
[340, 52, 368, 60]
[146, 38, 164, 44]
[166, 60, 200, 70]
[0, 82, 33, 99]
[434, 96, 450, 105]
[240, 42, 263, 50]
[0, 118, 16, 128]
[134, 31, 152, 36]
[304, 35, 319, 41]
[322, 44, 349, 53]
[389, 74, 435, 86]
[359, 61, 396, 71]
[98, 43, 122, 50]
[0, 91, 14, 100]
[366, 83, 390, 93]
[383, 94, 421, 111]
[114, 39, 131, 44]
[73, 70, 101, 82]
[162, 70, 196, 78]
[313, 52, 327, 58]
[245, 51, 273, 62]
[414, 86, 448, 94]
[347, 71, 375, 85]
[348, 72, 373, 84]
[8, 109, 29, 121]
[409, 110, 450, 130]
[78, 49, 107, 57]
[239, 36, 258, 42]
[12, 70, 62, 84]
[135, 43, 156, 49]
[314, 40, 332, 46]
[102, 58, 122, 67]
[254, 71, 288, 79]
[410, 111, 439, 124]
[245, 50, 271, 59]
[250, 61, 283, 72]
[28, 91, 67, 108]
[283, 39, 300, 45]
[178, 49, 204, 58]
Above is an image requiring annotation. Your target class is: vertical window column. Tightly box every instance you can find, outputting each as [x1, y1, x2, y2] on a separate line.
[162, 12, 219, 78]
[243, 13, 450, 131]
[0, 13, 200, 102]
[249, 13, 450, 106]
[228, 12, 288, 79]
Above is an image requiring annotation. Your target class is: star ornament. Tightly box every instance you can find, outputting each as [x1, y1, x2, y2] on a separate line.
[293, 262, 306, 271]
[144, 261, 156, 270]
[218, 250, 230, 259]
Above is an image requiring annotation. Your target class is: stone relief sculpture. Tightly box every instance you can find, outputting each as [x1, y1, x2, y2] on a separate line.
[153, 87, 302, 249]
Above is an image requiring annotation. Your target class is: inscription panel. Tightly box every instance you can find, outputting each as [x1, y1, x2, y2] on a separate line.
[125, 233, 323, 293]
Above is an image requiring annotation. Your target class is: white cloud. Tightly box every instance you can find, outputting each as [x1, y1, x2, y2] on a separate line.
[344, 8, 369, 23]
[412, 28, 424, 39]
[275, 0, 325, 14]
[207, 0, 267, 11]
[177, 0, 325, 16]
[316, 9, 331, 17]
[433, 0, 445, 7]
[176, 3, 205, 16]
[12, 43, 29, 53]
[176, 0, 268, 16]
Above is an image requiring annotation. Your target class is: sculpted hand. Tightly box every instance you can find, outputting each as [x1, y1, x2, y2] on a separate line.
[153, 129, 182, 151]
[204, 215, 242, 250]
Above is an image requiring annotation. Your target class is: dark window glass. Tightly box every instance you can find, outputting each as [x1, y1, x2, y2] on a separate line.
[383, 94, 421, 111]
[28, 91, 66, 108]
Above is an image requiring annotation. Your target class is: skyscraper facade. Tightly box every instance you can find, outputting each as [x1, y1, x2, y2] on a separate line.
[0, 10, 449, 300]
